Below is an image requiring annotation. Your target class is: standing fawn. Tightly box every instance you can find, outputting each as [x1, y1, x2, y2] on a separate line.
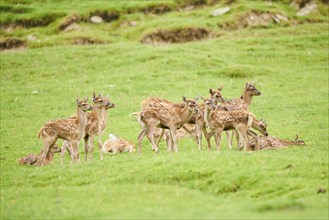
[221, 82, 262, 149]
[140, 96, 198, 149]
[19, 146, 61, 166]
[203, 98, 257, 151]
[132, 96, 199, 153]
[248, 134, 305, 151]
[38, 98, 93, 163]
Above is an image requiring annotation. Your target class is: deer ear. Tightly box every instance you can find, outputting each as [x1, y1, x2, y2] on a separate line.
[295, 134, 299, 142]
[194, 96, 199, 101]
[246, 82, 250, 87]
[200, 96, 205, 101]
[182, 96, 187, 102]
[218, 85, 223, 91]
[84, 97, 88, 102]
[93, 92, 96, 99]
[209, 89, 214, 95]
[76, 98, 79, 104]
[106, 94, 109, 99]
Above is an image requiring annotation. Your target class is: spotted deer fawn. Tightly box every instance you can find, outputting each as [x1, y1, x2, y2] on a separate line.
[248, 134, 305, 151]
[131, 96, 199, 153]
[203, 98, 260, 151]
[38, 98, 93, 163]
[19, 145, 61, 166]
[61, 93, 115, 162]
[221, 82, 262, 149]
[102, 134, 135, 154]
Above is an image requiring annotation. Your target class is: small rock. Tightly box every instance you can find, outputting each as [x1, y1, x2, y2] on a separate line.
[211, 7, 230, 17]
[297, 2, 318, 16]
[63, 23, 80, 32]
[27, 34, 37, 42]
[90, 16, 103, 24]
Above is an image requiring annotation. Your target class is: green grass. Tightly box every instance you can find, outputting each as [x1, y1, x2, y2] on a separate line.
[1, 0, 328, 219]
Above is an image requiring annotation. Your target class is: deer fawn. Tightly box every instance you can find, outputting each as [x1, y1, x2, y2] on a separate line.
[203, 98, 257, 151]
[248, 134, 305, 151]
[38, 98, 93, 163]
[102, 134, 135, 154]
[132, 96, 199, 153]
[19, 145, 61, 166]
[221, 82, 262, 149]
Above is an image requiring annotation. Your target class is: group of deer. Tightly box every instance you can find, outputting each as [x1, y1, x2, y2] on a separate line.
[132, 82, 305, 153]
[19, 93, 115, 166]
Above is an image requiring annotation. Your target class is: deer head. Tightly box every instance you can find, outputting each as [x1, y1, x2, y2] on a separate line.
[203, 98, 215, 110]
[92, 92, 110, 109]
[245, 82, 261, 96]
[182, 96, 198, 112]
[103, 94, 116, 110]
[77, 97, 93, 112]
[209, 86, 225, 103]
[256, 118, 268, 136]
[248, 137, 258, 151]
[294, 134, 306, 146]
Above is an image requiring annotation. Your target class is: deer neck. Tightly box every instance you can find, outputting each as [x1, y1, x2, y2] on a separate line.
[101, 108, 108, 130]
[179, 104, 193, 124]
[204, 108, 212, 128]
[241, 90, 252, 107]
[76, 106, 87, 132]
[279, 139, 296, 146]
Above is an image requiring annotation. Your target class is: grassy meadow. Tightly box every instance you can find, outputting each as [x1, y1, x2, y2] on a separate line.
[1, 0, 328, 219]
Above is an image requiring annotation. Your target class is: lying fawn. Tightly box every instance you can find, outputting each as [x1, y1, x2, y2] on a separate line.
[19, 146, 61, 166]
[221, 82, 262, 149]
[203, 98, 256, 151]
[248, 134, 305, 151]
[102, 134, 135, 154]
[132, 96, 199, 153]
[38, 98, 93, 162]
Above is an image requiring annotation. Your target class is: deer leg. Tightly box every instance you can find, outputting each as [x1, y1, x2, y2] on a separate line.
[215, 128, 223, 152]
[60, 140, 68, 165]
[83, 136, 89, 161]
[226, 131, 232, 150]
[155, 129, 165, 148]
[203, 127, 213, 150]
[196, 124, 203, 150]
[182, 124, 198, 144]
[148, 126, 159, 153]
[88, 136, 95, 161]
[41, 137, 56, 161]
[169, 127, 178, 153]
[71, 140, 79, 163]
[98, 132, 104, 160]
[138, 127, 148, 154]
[164, 130, 171, 152]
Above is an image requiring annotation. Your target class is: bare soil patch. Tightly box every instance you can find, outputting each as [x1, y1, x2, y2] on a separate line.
[71, 37, 105, 45]
[59, 14, 81, 31]
[141, 27, 218, 45]
[143, 4, 172, 15]
[0, 38, 25, 51]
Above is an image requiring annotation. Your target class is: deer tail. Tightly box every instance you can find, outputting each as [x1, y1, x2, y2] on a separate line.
[130, 112, 145, 127]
